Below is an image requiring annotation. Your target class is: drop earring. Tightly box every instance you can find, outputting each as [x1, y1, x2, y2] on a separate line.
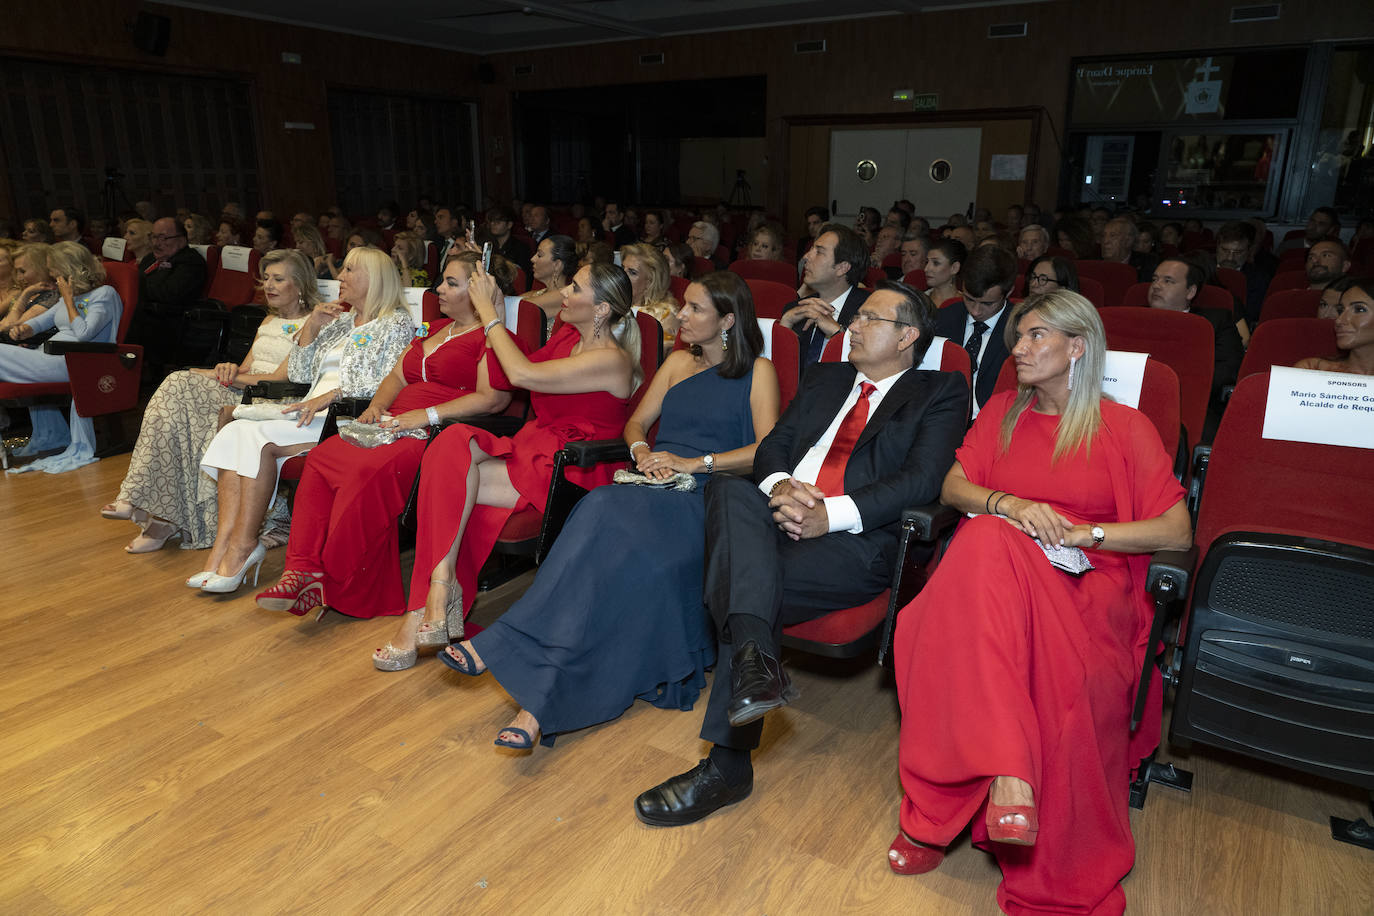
[1067, 355, 1078, 391]
[720, 327, 729, 352]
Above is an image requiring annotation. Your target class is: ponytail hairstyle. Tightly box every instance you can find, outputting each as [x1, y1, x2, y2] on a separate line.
[543, 234, 577, 288]
[585, 261, 642, 390]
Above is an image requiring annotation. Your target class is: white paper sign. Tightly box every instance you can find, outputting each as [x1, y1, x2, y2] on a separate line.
[989, 154, 1028, 181]
[1101, 350, 1148, 410]
[757, 318, 775, 361]
[916, 335, 951, 371]
[1263, 366, 1374, 449]
[220, 245, 252, 273]
[504, 295, 524, 333]
[402, 287, 426, 327]
[191, 244, 209, 261]
[102, 237, 127, 260]
[316, 279, 340, 301]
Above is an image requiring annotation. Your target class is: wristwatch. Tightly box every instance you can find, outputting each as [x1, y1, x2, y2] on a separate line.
[702, 453, 715, 474]
[1090, 525, 1106, 549]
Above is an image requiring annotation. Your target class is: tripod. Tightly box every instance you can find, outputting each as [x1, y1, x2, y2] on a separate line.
[728, 169, 751, 207]
[102, 167, 133, 223]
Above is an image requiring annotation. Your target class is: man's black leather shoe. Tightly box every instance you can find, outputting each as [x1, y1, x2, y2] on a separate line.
[634, 759, 753, 827]
[726, 640, 798, 727]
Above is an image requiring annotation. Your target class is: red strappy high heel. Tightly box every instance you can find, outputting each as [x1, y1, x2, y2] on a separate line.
[888, 831, 946, 875]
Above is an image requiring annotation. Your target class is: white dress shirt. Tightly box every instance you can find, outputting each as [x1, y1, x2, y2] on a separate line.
[961, 302, 1006, 418]
[758, 368, 909, 534]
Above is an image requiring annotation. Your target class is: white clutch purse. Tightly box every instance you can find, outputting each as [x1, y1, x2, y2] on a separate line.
[231, 403, 299, 421]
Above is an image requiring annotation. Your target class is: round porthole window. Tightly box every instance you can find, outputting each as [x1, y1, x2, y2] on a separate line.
[930, 159, 952, 183]
[856, 159, 878, 182]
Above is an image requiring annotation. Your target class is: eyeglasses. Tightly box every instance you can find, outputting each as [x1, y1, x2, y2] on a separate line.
[847, 311, 909, 328]
[151, 233, 183, 241]
[1028, 273, 1058, 286]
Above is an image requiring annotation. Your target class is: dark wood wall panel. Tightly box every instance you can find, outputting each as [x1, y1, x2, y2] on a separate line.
[479, 0, 1364, 224]
[2, 0, 479, 218]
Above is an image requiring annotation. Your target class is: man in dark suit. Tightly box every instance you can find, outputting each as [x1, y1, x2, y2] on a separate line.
[779, 223, 871, 365]
[1149, 257, 1244, 407]
[129, 216, 208, 370]
[602, 201, 636, 249]
[481, 205, 531, 277]
[934, 244, 1015, 418]
[633, 282, 969, 827]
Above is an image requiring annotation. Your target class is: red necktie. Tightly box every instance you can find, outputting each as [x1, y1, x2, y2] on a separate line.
[814, 382, 876, 496]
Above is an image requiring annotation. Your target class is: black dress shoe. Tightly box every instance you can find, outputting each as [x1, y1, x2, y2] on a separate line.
[634, 759, 753, 827]
[726, 640, 798, 727]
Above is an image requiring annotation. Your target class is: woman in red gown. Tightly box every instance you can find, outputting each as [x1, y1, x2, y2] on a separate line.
[889, 290, 1192, 915]
[371, 260, 640, 671]
[252, 252, 513, 619]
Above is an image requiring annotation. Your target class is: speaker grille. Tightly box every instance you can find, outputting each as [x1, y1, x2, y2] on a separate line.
[1208, 556, 1374, 641]
[987, 22, 1028, 39]
[1231, 4, 1281, 22]
[794, 39, 827, 54]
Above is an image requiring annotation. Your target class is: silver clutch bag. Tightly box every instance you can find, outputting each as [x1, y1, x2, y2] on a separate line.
[336, 418, 430, 449]
[231, 403, 299, 421]
[612, 468, 697, 491]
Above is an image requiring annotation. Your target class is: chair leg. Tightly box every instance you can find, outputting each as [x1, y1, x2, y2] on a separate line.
[1330, 795, 1374, 851]
[1128, 751, 1194, 810]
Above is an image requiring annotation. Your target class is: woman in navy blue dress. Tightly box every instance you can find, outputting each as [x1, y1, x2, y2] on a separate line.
[439, 271, 781, 749]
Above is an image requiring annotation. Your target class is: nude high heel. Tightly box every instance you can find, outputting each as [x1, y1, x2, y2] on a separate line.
[373, 610, 422, 671]
[200, 543, 267, 594]
[415, 576, 463, 649]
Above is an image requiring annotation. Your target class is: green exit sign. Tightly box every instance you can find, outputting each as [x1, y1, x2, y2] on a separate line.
[912, 93, 939, 112]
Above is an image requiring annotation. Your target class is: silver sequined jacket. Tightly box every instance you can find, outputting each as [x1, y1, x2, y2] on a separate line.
[287, 308, 415, 397]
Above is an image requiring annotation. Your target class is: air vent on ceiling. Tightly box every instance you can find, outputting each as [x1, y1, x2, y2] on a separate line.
[988, 22, 1028, 39]
[794, 39, 827, 55]
[513, 63, 535, 77]
[1231, 4, 1281, 21]
[639, 52, 665, 66]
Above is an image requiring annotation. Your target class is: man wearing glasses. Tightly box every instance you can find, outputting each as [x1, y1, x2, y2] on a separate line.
[130, 216, 207, 369]
[1215, 221, 1272, 325]
[634, 282, 968, 828]
[934, 245, 1016, 417]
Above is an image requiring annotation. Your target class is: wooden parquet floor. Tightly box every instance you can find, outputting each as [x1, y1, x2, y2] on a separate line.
[0, 452, 1370, 915]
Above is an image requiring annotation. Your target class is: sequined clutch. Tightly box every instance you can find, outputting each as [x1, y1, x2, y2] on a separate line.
[612, 468, 697, 491]
[336, 419, 429, 449]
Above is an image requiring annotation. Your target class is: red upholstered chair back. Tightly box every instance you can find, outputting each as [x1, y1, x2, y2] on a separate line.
[1098, 306, 1213, 458]
[1277, 247, 1308, 271]
[713, 245, 730, 265]
[1046, 246, 1077, 258]
[729, 258, 798, 287]
[1074, 260, 1138, 308]
[901, 270, 928, 290]
[992, 354, 1181, 460]
[1216, 267, 1247, 303]
[863, 267, 888, 289]
[510, 299, 547, 350]
[205, 246, 261, 306]
[692, 257, 715, 276]
[196, 245, 222, 296]
[1237, 318, 1338, 383]
[1258, 288, 1322, 323]
[421, 290, 442, 322]
[424, 241, 440, 280]
[633, 311, 664, 389]
[1265, 270, 1309, 299]
[743, 278, 796, 319]
[668, 275, 689, 306]
[1076, 276, 1106, 309]
[511, 267, 527, 295]
[1181, 229, 1213, 252]
[1194, 372, 1374, 565]
[102, 261, 140, 343]
[1120, 281, 1232, 314]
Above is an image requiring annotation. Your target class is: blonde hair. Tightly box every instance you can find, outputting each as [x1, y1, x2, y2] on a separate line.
[14, 242, 53, 282]
[258, 249, 320, 318]
[48, 241, 106, 295]
[999, 290, 1107, 462]
[342, 246, 406, 323]
[390, 231, 424, 270]
[620, 242, 672, 309]
[585, 262, 643, 391]
[185, 213, 214, 245]
[292, 223, 326, 259]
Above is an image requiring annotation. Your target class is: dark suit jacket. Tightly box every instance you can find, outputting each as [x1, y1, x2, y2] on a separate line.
[609, 224, 636, 249]
[782, 285, 870, 365]
[755, 361, 969, 560]
[934, 301, 1011, 409]
[138, 247, 207, 312]
[1195, 306, 1244, 403]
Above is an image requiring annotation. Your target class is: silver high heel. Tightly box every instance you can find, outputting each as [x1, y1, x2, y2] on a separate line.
[415, 576, 463, 649]
[185, 570, 215, 588]
[200, 543, 267, 594]
[373, 610, 422, 671]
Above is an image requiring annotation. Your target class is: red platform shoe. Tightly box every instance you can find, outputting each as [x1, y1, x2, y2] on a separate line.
[888, 831, 946, 875]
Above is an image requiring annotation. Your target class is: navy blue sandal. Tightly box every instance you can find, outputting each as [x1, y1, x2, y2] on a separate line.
[494, 726, 538, 750]
[437, 642, 485, 676]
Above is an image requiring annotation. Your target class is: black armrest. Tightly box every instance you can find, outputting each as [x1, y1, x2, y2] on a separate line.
[561, 437, 630, 468]
[1221, 383, 1235, 403]
[43, 341, 118, 356]
[1187, 444, 1212, 514]
[330, 396, 373, 420]
[242, 380, 311, 402]
[902, 502, 959, 541]
[461, 415, 526, 439]
[1147, 547, 1197, 598]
